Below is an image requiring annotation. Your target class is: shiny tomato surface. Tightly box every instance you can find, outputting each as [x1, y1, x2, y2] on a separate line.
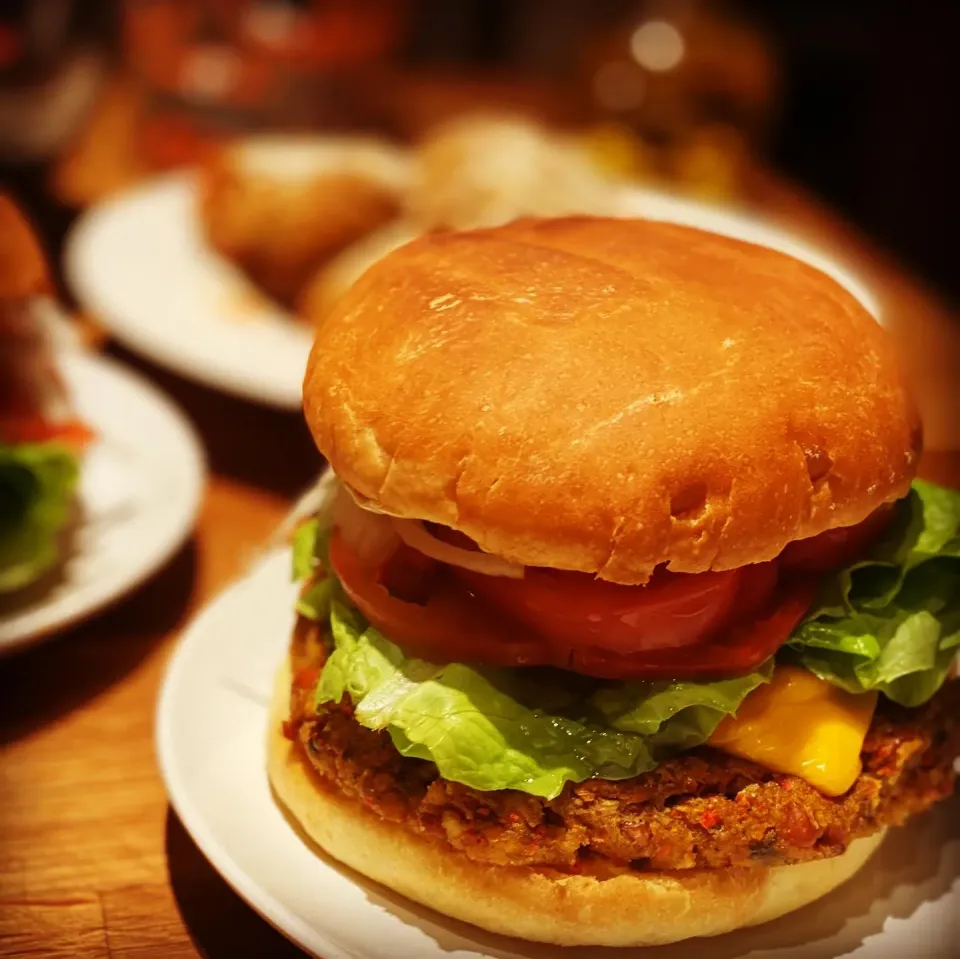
[329, 531, 547, 667]
[454, 564, 745, 652]
[329, 530, 813, 679]
[326, 506, 891, 679]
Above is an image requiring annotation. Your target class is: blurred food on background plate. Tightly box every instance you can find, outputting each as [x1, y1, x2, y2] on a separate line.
[197, 136, 411, 305]
[0, 196, 90, 597]
[406, 113, 623, 229]
[240, 114, 632, 322]
[188, 114, 630, 324]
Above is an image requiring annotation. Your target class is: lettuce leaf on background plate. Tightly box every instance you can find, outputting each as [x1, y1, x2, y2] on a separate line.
[0, 442, 79, 593]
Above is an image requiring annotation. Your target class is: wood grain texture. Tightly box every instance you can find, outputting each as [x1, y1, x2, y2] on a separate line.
[1, 182, 958, 958]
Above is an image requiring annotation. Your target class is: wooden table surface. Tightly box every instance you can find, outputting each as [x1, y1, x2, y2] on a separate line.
[1, 180, 958, 959]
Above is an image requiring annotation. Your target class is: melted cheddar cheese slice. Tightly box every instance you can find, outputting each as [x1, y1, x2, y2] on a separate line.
[709, 666, 878, 796]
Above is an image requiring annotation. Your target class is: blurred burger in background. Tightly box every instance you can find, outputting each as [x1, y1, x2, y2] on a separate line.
[0, 196, 89, 595]
[197, 134, 413, 307]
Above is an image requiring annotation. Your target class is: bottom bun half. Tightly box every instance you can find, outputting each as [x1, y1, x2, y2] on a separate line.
[267, 659, 885, 947]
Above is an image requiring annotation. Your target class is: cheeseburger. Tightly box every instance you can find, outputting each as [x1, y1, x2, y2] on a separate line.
[270, 217, 960, 946]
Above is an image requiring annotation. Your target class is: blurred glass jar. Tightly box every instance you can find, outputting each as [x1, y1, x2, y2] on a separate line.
[579, 0, 777, 200]
[123, 0, 411, 170]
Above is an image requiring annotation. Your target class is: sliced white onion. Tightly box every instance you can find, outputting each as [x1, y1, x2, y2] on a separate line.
[391, 518, 525, 579]
[333, 487, 400, 566]
[343, 485, 406, 517]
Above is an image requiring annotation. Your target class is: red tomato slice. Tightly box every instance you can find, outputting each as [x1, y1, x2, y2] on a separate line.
[455, 565, 744, 653]
[329, 529, 548, 666]
[570, 566, 816, 679]
[329, 529, 815, 680]
[378, 543, 441, 604]
[0, 417, 94, 450]
[779, 505, 894, 572]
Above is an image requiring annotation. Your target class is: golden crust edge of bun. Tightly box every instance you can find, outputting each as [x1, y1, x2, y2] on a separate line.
[268, 659, 885, 947]
[296, 219, 423, 326]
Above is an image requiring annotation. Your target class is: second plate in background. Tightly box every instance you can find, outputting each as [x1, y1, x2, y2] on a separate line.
[65, 168, 879, 413]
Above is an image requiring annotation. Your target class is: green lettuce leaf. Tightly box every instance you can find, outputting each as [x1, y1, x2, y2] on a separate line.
[292, 518, 336, 620]
[314, 600, 769, 799]
[787, 480, 960, 706]
[592, 663, 775, 750]
[297, 577, 333, 622]
[291, 518, 319, 581]
[0, 442, 79, 593]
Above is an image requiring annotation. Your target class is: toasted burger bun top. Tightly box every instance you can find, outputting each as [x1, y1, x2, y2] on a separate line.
[303, 217, 920, 583]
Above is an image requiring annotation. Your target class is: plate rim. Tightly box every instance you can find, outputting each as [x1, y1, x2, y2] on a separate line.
[0, 350, 207, 654]
[614, 186, 882, 320]
[155, 549, 354, 959]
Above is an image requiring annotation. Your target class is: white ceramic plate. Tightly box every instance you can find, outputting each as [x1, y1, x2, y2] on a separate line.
[64, 174, 880, 414]
[0, 351, 205, 652]
[65, 173, 313, 409]
[157, 548, 958, 959]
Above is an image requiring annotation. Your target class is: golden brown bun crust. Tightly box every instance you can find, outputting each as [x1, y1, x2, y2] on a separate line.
[198, 137, 409, 305]
[0, 194, 50, 298]
[268, 659, 885, 947]
[303, 217, 921, 582]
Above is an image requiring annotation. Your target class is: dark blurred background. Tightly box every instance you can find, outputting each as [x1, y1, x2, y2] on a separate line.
[415, 0, 956, 299]
[0, 0, 955, 302]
